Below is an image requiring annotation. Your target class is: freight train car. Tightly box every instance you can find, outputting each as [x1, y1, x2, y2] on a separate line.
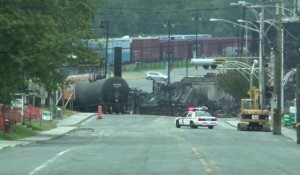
[198, 37, 240, 57]
[92, 35, 250, 64]
[131, 37, 160, 62]
[130, 36, 248, 62]
[74, 77, 130, 113]
[160, 39, 193, 60]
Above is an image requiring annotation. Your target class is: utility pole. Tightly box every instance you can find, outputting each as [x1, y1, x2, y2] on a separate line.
[167, 19, 171, 85]
[259, 7, 266, 109]
[164, 19, 174, 116]
[294, 0, 300, 16]
[296, 64, 300, 144]
[273, 0, 283, 135]
[192, 13, 201, 58]
[240, 6, 246, 56]
[104, 21, 109, 78]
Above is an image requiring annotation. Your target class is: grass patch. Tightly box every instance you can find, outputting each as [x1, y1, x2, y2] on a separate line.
[0, 119, 58, 140]
[0, 125, 36, 140]
[25, 120, 58, 131]
[63, 109, 76, 117]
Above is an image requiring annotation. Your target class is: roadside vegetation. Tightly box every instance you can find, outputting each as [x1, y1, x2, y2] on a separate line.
[0, 120, 56, 140]
[0, 108, 76, 140]
[0, 125, 36, 140]
[0, 0, 98, 107]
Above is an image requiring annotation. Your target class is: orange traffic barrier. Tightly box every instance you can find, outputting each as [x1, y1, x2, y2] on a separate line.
[98, 105, 103, 119]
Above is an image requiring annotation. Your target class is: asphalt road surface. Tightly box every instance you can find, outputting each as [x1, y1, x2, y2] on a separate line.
[0, 115, 299, 175]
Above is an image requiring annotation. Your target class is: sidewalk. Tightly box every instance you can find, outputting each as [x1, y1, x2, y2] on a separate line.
[225, 118, 297, 142]
[0, 112, 95, 150]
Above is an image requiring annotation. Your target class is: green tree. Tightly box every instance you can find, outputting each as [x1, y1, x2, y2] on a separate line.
[217, 70, 252, 102]
[0, 0, 97, 105]
[94, 0, 249, 37]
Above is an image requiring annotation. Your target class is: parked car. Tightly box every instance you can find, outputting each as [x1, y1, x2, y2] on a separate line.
[175, 110, 217, 129]
[145, 72, 168, 81]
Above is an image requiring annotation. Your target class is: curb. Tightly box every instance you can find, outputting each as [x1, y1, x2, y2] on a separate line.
[0, 141, 31, 150]
[74, 114, 97, 126]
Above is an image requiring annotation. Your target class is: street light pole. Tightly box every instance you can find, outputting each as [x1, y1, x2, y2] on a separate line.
[192, 13, 201, 58]
[104, 21, 109, 78]
[164, 19, 174, 85]
[250, 60, 258, 88]
[164, 19, 174, 116]
[168, 19, 173, 116]
[100, 21, 109, 78]
[259, 8, 266, 109]
[168, 19, 171, 85]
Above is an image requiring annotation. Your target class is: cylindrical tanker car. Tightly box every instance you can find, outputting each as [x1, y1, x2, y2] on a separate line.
[74, 77, 130, 113]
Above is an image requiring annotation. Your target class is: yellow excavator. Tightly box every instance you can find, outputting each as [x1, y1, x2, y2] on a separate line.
[237, 87, 271, 131]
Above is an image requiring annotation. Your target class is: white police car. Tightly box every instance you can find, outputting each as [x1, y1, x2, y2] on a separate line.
[175, 110, 217, 129]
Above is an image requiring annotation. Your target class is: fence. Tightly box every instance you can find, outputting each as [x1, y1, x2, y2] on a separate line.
[24, 105, 41, 121]
[0, 104, 22, 130]
[0, 104, 42, 130]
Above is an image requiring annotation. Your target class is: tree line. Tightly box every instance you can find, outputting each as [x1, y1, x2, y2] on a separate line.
[0, 0, 98, 105]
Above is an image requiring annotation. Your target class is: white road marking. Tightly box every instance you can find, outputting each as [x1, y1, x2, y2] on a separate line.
[29, 147, 78, 175]
[97, 131, 105, 142]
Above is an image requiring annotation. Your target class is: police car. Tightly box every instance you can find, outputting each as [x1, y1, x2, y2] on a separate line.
[175, 107, 217, 129]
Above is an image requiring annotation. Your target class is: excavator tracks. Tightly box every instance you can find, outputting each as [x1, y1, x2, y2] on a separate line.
[237, 122, 271, 132]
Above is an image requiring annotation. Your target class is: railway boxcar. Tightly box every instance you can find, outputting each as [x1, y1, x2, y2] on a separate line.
[131, 37, 160, 62]
[160, 40, 193, 60]
[74, 77, 130, 113]
[198, 37, 239, 57]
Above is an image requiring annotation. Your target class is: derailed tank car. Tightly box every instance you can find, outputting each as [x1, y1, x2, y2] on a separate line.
[74, 77, 130, 113]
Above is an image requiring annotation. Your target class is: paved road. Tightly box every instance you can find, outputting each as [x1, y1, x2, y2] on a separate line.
[0, 115, 299, 175]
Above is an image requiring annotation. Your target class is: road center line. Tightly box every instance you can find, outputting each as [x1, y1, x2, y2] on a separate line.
[191, 145, 218, 173]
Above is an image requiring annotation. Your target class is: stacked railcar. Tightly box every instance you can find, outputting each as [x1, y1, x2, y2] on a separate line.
[98, 35, 250, 64]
